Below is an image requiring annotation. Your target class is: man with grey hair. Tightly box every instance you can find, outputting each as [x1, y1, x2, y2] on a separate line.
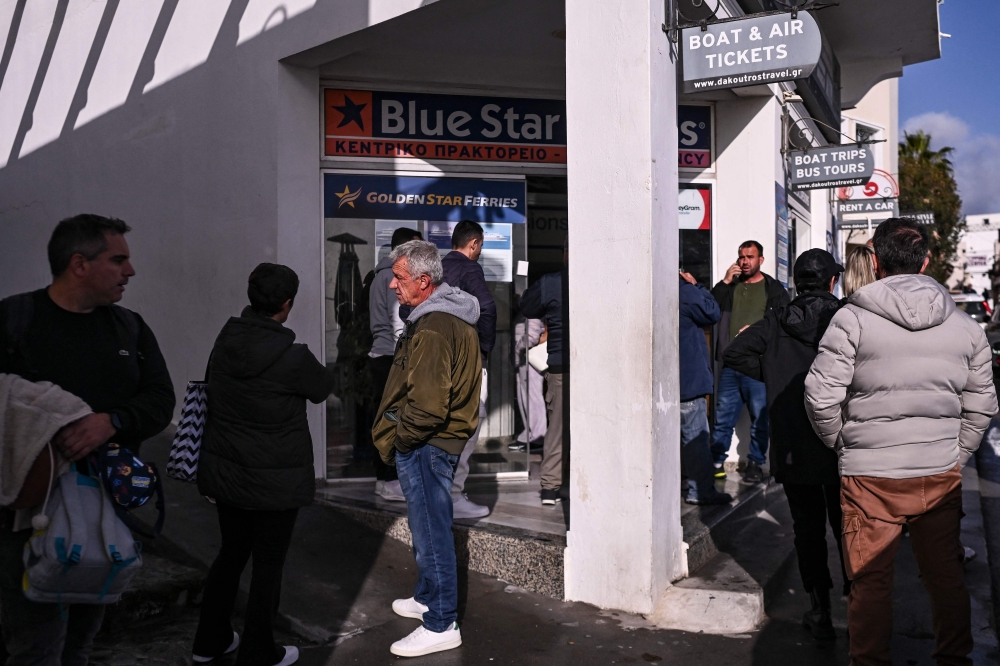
[371, 240, 482, 657]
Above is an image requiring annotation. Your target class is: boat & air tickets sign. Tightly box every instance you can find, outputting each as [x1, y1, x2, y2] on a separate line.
[682, 12, 822, 93]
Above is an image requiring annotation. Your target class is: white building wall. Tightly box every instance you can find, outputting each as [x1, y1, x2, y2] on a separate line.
[713, 97, 784, 281]
[948, 214, 1000, 293]
[0, 1, 434, 471]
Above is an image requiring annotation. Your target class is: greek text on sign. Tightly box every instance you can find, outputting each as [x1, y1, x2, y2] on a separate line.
[682, 12, 822, 93]
[789, 145, 875, 192]
[325, 89, 566, 164]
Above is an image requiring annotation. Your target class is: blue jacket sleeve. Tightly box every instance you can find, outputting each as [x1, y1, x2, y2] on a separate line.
[680, 283, 721, 327]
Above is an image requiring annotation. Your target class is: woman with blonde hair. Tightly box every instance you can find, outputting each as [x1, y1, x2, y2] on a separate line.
[843, 245, 876, 298]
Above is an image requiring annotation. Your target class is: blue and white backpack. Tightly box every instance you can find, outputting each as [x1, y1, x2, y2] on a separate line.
[22, 456, 142, 605]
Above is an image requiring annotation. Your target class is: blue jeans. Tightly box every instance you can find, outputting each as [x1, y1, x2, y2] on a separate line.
[680, 398, 717, 500]
[711, 366, 769, 466]
[396, 444, 460, 633]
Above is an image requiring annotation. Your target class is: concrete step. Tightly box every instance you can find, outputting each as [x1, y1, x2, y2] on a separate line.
[681, 475, 784, 575]
[655, 479, 798, 634]
[314, 493, 566, 599]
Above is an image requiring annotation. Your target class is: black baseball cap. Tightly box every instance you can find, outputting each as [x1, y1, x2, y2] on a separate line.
[793, 249, 844, 285]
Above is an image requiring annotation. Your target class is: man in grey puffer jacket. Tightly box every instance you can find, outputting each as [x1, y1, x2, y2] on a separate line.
[805, 219, 997, 665]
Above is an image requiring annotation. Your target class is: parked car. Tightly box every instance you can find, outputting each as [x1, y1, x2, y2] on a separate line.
[951, 292, 991, 328]
[980, 297, 1000, 376]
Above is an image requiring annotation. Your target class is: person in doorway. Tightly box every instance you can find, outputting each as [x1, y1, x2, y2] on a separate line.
[438, 220, 496, 519]
[0, 214, 175, 666]
[711, 240, 789, 483]
[194, 264, 335, 666]
[679, 271, 733, 506]
[520, 242, 569, 506]
[510, 315, 547, 452]
[368, 227, 423, 502]
[371, 241, 482, 657]
[842, 245, 876, 299]
[723, 249, 848, 640]
[805, 219, 997, 665]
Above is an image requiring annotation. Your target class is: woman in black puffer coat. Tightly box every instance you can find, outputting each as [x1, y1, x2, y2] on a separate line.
[192, 264, 334, 666]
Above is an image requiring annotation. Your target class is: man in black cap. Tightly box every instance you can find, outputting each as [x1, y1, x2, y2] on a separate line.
[722, 249, 848, 641]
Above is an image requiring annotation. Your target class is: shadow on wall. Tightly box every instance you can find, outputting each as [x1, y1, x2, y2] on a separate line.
[0, 0, 375, 401]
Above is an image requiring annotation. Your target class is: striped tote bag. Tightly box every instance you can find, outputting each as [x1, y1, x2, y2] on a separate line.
[166, 381, 207, 482]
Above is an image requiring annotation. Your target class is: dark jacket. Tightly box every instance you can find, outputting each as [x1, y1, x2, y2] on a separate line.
[442, 251, 496, 361]
[198, 307, 335, 510]
[520, 269, 567, 370]
[722, 291, 841, 485]
[0, 290, 174, 451]
[679, 279, 721, 402]
[372, 285, 482, 462]
[712, 273, 789, 363]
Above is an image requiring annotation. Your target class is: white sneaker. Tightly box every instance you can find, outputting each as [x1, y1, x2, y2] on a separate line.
[273, 646, 299, 666]
[452, 493, 489, 519]
[376, 479, 406, 502]
[392, 597, 429, 620]
[390, 623, 462, 657]
[192, 631, 239, 662]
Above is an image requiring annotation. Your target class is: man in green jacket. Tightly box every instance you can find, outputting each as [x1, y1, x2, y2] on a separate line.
[371, 240, 481, 658]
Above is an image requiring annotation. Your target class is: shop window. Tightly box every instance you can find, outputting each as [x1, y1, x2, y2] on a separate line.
[322, 173, 529, 481]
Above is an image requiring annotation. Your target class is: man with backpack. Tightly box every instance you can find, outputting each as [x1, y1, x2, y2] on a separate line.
[368, 227, 423, 501]
[0, 214, 175, 666]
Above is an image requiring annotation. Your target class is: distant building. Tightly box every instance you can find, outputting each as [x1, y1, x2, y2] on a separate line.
[947, 214, 1000, 297]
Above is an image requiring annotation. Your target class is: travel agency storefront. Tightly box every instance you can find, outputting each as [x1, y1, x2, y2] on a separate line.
[319, 87, 568, 482]
[316, 85, 803, 483]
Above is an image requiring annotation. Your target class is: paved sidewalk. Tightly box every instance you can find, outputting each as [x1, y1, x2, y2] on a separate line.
[107, 432, 997, 666]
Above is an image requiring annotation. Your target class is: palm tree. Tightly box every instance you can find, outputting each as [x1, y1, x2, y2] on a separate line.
[898, 131, 963, 284]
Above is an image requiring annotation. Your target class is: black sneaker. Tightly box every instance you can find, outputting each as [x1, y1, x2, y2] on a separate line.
[742, 460, 763, 483]
[541, 488, 561, 505]
[713, 464, 727, 479]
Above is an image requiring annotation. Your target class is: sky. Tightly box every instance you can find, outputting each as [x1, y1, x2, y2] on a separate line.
[898, 0, 1000, 216]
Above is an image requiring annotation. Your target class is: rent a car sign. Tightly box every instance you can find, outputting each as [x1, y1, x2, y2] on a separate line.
[325, 89, 566, 164]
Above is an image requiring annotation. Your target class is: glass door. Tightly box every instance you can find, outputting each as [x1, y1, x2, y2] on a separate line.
[322, 171, 529, 481]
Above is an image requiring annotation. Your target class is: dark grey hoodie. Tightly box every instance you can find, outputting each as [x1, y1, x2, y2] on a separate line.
[369, 256, 405, 357]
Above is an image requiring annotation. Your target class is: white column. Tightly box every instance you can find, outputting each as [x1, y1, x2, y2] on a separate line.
[564, 0, 683, 613]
